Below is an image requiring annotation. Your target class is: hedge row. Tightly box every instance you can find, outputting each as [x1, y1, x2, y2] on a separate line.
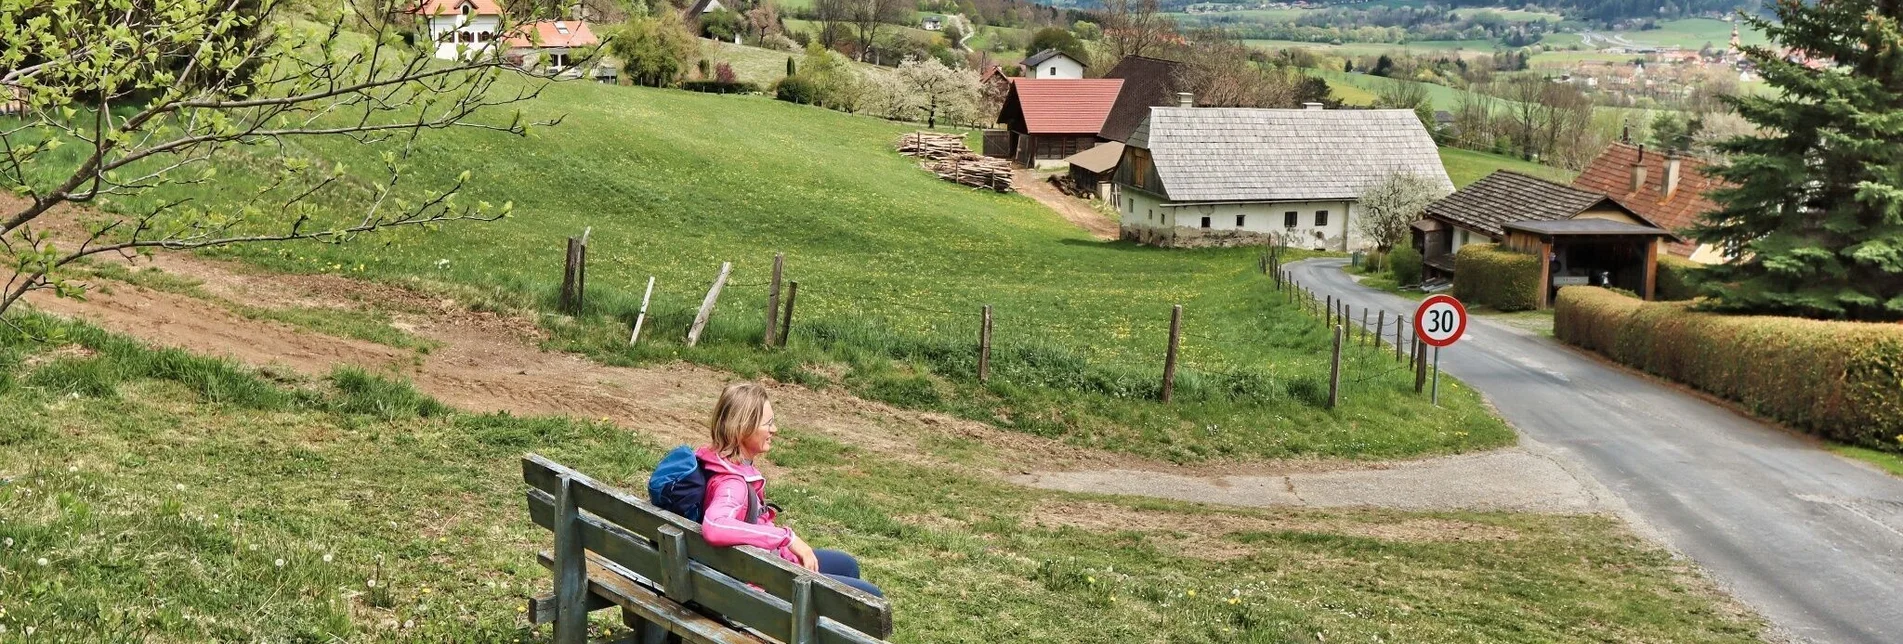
[1452, 243, 1541, 312]
[1655, 255, 1703, 301]
[1555, 286, 1903, 449]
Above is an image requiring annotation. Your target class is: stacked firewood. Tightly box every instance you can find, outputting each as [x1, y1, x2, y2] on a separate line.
[895, 131, 1013, 193]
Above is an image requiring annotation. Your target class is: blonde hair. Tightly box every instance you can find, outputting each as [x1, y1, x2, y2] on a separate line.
[710, 382, 770, 459]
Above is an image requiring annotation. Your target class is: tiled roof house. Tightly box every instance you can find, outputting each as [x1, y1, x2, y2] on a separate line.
[995, 78, 1122, 167]
[1572, 142, 1729, 263]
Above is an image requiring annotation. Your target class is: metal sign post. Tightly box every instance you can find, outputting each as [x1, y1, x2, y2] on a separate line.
[1432, 345, 1441, 406]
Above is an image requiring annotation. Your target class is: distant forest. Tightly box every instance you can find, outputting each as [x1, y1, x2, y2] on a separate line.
[1048, 0, 1765, 23]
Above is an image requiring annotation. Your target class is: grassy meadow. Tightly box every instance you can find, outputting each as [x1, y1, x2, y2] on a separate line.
[34, 75, 1518, 464]
[1440, 148, 1578, 187]
[0, 315, 1766, 641]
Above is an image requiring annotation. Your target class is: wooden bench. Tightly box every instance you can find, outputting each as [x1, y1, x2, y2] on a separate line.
[522, 454, 895, 644]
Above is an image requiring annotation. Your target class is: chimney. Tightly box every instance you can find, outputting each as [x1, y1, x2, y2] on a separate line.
[1630, 144, 1648, 193]
[1176, 92, 1193, 108]
[1664, 152, 1682, 198]
[1303, 102, 1325, 110]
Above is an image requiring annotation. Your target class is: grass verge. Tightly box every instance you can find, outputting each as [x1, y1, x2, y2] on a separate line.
[1830, 444, 1903, 479]
[0, 316, 1764, 641]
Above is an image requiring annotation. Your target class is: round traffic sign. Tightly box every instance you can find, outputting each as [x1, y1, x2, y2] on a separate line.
[1414, 294, 1468, 347]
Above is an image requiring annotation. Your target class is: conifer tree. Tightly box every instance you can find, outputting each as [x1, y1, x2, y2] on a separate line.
[1693, 0, 1903, 321]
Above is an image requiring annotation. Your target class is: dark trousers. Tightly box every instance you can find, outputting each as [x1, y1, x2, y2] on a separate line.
[814, 549, 883, 598]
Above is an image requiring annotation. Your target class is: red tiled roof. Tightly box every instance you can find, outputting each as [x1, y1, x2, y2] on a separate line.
[409, 0, 503, 15]
[1003, 78, 1123, 135]
[1572, 142, 1727, 257]
[505, 20, 598, 48]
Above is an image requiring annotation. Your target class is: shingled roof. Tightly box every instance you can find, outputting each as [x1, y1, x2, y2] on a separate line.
[1022, 49, 1081, 69]
[1572, 142, 1726, 256]
[999, 78, 1124, 135]
[1127, 107, 1451, 202]
[1100, 56, 1185, 143]
[1423, 171, 1629, 237]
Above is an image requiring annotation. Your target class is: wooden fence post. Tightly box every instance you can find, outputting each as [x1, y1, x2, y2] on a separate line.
[1325, 295, 1332, 326]
[1361, 309, 1370, 347]
[978, 305, 992, 382]
[1327, 324, 1343, 409]
[577, 229, 588, 315]
[559, 237, 577, 314]
[1414, 337, 1428, 393]
[1396, 316, 1406, 362]
[778, 281, 798, 347]
[686, 262, 731, 347]
[764, 253, 784, 347]
[1161, 304, 1182, 403]
[629, 276, 655, 345]
[1374, 310, 1385, 350]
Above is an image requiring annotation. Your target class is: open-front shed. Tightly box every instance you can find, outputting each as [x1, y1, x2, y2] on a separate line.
[1502, 219, 1680, 307]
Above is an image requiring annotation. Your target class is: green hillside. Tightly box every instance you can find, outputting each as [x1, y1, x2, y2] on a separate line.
[87, 76, 1510, 464]
[1441, 148, 1578, 187]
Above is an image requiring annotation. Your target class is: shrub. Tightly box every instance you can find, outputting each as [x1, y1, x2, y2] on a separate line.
[1452, 243, 1540, 311]
[683, 80, 761, 94]
[765, 34, 801, 53]
[1555, 286, 1903, 449]
[1656, 255, 1703, 301]
[774, 75, 819, 104]
[1389, 246, 1422, 286]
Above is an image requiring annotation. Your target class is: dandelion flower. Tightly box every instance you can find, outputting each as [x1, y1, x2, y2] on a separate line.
[516, 605, 527, 613]
[403, 619, 414, 629]
[422, 587, 432, 595]
[36, 557, 49, 566]
[175, 483, 186, 491]
[67, 465, 78, 473]
[274, 559, 286, 568]
[367, 579, 379, 588]
[1228, 598, 1240, 605]
[1086, 576, 1095, 584]
[1186, 589, 1196, 597]
[323, 554, 334, 563]
[3, 537, 12, 548]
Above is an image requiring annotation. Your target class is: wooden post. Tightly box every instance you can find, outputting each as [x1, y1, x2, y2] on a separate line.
[686, 262, 731, 347]
[577, 232, 588, 315]
[629, 276, 655, 345]
[789, 578, 817, 644]
[778, 281, 798, 347]
[1327, 324, 1343, 409]
[1161, 304, 1182, 403]
[1414, 337, 1428, 393]
[1361, 309, 1370, 347]
[1642, 237, 1660, 301]
[1538, 240, 1554, 310]
[1396, 316, 1406, 362]
[1325, 295, 1332, 326]
[764, 253, 784, 346]
[978, 305, 992, 382]
[552, 477, 587, 644]
[559, 237, 578, 314]
[1375, 311, 1386, 350]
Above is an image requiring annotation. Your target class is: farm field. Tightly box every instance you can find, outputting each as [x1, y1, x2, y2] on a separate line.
[0, 314, 1765, 641]
[49, 76, 1512, 464]
[1247, 39, 1499, 59]
[1588, 18, 1770, 51]
[1439, 148, 1577, 187]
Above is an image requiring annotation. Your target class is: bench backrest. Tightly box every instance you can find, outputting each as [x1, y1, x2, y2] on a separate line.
[523, 454, 893, 643]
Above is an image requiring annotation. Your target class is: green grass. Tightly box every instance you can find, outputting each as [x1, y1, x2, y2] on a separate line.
[0, 316, 1766, 641]
[54, 76, 1519, 463]
[1831, 444, 1903, 479]
[1249, 39, 1499, 59]
[1598, 19, 1769, 51]
[1439, 148, 1577, 187]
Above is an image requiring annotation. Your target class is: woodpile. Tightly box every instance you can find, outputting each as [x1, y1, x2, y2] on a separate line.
[896, 131, 1014, 193]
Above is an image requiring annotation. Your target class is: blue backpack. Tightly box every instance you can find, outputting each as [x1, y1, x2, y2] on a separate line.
[647, 446, 763, 523]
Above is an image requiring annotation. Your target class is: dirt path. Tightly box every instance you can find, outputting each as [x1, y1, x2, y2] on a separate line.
[1013, 170, 1118, 240]
[19, 245, 1598, 513]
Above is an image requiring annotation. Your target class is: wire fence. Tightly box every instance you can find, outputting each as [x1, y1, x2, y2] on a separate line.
[560, 236, 1440, 408]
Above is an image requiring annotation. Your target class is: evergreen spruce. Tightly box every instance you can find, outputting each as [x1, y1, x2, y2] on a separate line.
[1693, 0, 1903, 321]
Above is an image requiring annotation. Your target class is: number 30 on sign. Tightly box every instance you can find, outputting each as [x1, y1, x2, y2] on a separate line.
[1414, 294, 1468, 347]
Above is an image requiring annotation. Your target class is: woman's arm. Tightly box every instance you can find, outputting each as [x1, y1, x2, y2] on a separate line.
[699, 476, 793, 550]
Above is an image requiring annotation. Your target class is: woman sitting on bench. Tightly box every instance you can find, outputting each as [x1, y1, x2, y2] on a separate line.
[696, 382, 885, 598]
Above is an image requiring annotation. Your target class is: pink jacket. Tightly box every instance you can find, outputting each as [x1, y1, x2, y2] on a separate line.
[695, 447, 799, 564]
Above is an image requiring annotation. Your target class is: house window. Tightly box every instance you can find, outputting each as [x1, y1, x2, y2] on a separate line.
[1314, 210, 1329, 226]
[1049, 66, 1058, 76]
[1236, 215, 1246, 228]
[1284, 211, 1297, 228]
[1201, 216, 1211, 229]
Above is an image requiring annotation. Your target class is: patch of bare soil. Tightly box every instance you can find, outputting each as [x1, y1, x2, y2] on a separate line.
[1014, 170, 1118, 241]
[1029, 501, 1519, 561]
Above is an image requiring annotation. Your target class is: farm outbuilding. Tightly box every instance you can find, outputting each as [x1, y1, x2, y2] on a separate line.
[1571, 142, 1731, 264]
[995, 78, 1122, 168]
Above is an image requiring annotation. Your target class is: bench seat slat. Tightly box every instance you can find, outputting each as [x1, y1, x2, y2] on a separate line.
[527, 489, 889, 644]
[523, 454, 893, 638]
[536, 551, 769, 644]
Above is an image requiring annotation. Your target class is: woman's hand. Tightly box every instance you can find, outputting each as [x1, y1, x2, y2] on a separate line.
[788, 535, 821, 572]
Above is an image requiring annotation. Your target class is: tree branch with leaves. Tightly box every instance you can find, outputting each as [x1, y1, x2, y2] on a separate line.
[0, 0, 576, 318]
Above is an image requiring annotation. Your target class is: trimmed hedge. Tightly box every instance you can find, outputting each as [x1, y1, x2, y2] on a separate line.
[683, 80, 761, 94]
[1655, 255, 1703, 301]
[1555, 286, 1903, 449]
[1452, 243, 1541, 312]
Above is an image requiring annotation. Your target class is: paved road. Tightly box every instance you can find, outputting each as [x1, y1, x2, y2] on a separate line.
[1288, 259, 1903, 644]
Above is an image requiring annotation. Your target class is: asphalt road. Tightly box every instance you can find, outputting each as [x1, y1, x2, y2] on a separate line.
[1288, 259, 1903, 644]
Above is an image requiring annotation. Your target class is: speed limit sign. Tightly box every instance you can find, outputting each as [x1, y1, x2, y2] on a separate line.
[1415, 294, 1468, 348]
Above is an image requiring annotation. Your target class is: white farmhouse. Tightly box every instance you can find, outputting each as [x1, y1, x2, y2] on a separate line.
[1021, 49, 1085, 79]
[410, 0, 505, 61]
[1113, 102, 1452, 249]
